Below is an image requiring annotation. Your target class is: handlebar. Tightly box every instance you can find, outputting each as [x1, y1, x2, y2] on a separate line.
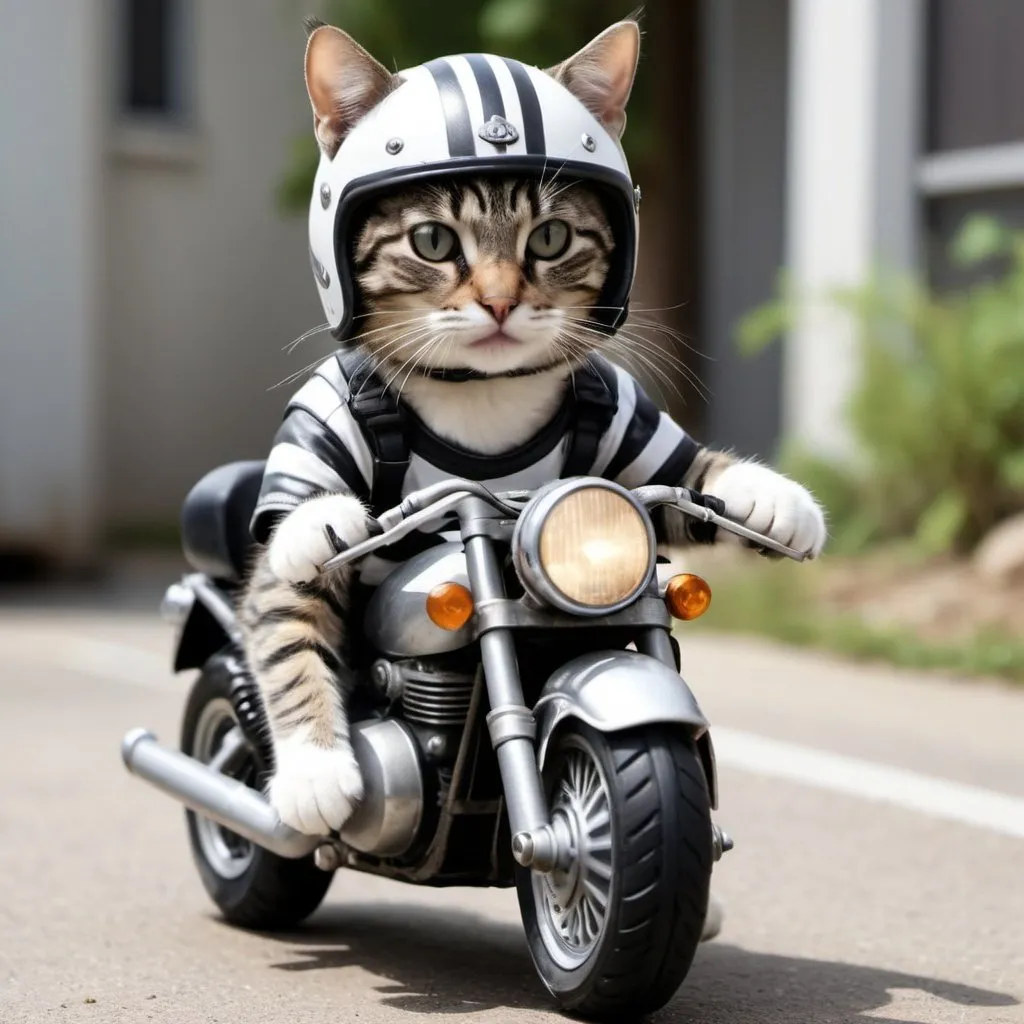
[318, 478, 807, 573]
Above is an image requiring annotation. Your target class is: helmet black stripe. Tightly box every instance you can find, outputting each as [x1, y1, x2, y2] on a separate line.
[464, 54, 506, 153]
[500, 59, 545, 155]
[424, 58, 475, 157]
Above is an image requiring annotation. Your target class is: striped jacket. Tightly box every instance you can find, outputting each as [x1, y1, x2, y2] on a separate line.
[252, 354, 699, 584]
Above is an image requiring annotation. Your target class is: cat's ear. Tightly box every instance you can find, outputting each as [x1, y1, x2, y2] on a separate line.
[304, 20, 395, 156]
[547, 19, 641, 138]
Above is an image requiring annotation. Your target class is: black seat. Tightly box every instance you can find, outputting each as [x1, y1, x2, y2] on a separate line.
[181, 461, 266, 583]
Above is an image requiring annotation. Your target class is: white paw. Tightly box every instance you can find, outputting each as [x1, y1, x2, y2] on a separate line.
[268, 493, 371, 584]
[708, 462, 827, 557]
[268, 738, 364, 835]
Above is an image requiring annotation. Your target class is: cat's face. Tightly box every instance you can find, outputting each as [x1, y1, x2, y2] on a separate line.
[352, 177, 613, 376]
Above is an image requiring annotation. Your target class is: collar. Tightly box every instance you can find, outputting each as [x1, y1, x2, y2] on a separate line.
[408, 357, 568, 382]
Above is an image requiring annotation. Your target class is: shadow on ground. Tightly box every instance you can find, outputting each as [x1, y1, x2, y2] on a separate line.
[262, 903, 1020, 1023]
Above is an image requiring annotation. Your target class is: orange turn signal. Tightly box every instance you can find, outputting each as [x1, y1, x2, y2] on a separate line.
[664, 573, 712, 621]
[426, 582, 475, 631]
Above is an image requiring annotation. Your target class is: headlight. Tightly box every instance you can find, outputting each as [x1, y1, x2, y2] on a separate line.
[513, 481, 656, 615]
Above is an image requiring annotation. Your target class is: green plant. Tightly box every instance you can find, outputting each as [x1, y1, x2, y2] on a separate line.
[739, 216, 1024, 553]
[277, 0, 653, 213]
[689, 558, 1024, 684]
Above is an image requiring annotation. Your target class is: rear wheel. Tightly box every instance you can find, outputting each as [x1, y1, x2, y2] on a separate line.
[181, 656, 332, 930]
[516, 722, 712, 1017]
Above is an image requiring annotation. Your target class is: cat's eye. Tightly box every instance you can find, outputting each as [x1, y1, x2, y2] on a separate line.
[411, 222, 459, 262]
[527, 219, 571, 260]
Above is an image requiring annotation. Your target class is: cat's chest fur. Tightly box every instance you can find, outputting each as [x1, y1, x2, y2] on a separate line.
[401, 369, 570, 454]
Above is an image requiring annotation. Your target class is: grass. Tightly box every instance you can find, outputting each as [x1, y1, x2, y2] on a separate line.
[689, 558, 1024, 684]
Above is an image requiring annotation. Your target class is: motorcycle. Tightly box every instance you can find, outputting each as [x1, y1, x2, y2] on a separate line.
[121, 463, 804, 1017]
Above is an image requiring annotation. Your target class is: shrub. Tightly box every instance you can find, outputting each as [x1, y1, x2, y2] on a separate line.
[738, 216, 1024, 554]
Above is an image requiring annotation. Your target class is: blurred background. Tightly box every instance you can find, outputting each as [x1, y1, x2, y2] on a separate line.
[3, 0, 1024, 643]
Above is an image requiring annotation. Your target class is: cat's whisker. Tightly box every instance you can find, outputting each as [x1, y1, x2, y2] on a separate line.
[283, 321, 331, 353]
[354, 326, 440, 397]
[379, 329, 441, 390]
[385, 332, 444, 396]
[559, 322, 707, 407]
[559, 314, 712, 389]
[398, 333, 451, 398]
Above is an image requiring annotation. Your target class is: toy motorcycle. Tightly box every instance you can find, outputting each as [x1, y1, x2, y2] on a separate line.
[121, 464, 803, 1017]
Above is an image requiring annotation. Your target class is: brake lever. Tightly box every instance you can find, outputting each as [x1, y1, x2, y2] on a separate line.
[673, 492, 807, 562]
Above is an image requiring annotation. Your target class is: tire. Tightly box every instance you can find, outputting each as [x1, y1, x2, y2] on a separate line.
[180, 656, 332, 930]
[516, 722, 712, 1018]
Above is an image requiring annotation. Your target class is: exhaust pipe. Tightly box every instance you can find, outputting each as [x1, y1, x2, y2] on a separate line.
[121, 728, 321, 859]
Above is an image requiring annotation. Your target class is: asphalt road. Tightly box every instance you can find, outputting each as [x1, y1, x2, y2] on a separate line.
[1, 559, 1022, 1024]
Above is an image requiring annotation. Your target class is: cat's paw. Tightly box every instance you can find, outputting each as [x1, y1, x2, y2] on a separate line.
[707, 462, 827, 558]
[268, 493, 371, 584]
[268, 737, 364, 835]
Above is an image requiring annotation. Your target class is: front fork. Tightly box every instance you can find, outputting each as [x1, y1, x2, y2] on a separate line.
[460, 499, 675, 874]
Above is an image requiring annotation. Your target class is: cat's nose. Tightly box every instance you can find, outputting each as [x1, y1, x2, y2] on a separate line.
[481, 296, 518, 324]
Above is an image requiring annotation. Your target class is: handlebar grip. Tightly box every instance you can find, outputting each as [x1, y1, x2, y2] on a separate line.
[696, 493, 726, 517]
[681, 489, 726, 517]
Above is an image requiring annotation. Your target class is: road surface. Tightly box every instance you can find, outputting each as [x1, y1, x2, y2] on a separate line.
[1, 558, 1022, 1023]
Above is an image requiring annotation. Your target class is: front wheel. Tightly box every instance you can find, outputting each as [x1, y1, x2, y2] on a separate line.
[516, 723, 712, 1017]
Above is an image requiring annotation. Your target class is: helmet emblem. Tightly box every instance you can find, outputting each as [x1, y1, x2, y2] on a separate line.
[319, 182, 331, 209]
[478, 115, 519, 147]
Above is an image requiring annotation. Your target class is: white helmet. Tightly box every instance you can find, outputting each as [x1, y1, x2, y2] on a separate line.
[307, 52, 640, 343]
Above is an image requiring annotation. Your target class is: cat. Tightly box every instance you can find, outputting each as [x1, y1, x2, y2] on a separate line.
[239, 17, 828, 837]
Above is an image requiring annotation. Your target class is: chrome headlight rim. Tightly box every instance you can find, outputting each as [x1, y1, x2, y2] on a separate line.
[512, 478, 657, 617]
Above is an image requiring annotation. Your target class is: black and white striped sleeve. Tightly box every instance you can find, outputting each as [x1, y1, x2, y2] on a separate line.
[250, 355, 375, 543]
[591, 365, 700, 489]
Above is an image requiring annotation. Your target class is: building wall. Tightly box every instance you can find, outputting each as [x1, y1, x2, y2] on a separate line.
[103, 2, 324, 529]
[0, 0, 104, 560]
[700, 0, 790, 459]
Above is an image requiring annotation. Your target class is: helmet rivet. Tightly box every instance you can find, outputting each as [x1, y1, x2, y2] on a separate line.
[581, 133, 597, 152]
[319, 182, 331, 209]
[633, 184, 642, 212]
[385, 137, 404, 155]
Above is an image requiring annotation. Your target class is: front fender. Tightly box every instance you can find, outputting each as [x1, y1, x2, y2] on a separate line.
[534, 650, 718, 809]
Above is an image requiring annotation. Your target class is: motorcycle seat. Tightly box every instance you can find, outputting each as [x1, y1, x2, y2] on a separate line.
[181, 460, 266, 583]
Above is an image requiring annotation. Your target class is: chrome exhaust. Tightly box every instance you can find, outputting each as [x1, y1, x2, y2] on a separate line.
[120, 728, 320, 859]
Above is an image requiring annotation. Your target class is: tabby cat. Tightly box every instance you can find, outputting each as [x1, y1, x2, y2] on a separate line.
[239, 18, 827, 836]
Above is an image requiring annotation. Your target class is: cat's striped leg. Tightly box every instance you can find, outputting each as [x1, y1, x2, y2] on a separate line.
[241, 493, 373, 836]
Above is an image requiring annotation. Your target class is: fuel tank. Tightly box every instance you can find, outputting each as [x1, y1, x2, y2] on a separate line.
[363, 542, 475, 658]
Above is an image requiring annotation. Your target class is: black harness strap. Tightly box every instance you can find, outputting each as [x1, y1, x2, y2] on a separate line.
[561, 360, 618, 478]
[338, 351, 410, 515]
[337, 350, 619, 512]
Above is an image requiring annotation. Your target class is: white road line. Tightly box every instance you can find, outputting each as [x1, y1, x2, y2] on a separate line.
[11, 635, 180, 691]
[63, 637, 178, 689]
[713, 727, 1024, 840]
[14, 632, 1024, 839]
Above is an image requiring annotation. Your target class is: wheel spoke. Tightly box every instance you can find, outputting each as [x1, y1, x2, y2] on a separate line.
[207, 727, 247, 775]
[587, 807, 611, 835]
[584, 877, 610, 910]
[584, 855, 612, 882]
[583, 782, 606, 818]
[580, 895, 598, 942]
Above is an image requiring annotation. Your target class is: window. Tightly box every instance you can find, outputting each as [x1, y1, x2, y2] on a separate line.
[926, 0, 1024, 154]
[120, 0, 192, 122]
[921, 0, 1024, 285]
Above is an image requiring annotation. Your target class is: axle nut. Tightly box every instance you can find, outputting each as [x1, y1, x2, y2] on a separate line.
[314, 843, 341, 872]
